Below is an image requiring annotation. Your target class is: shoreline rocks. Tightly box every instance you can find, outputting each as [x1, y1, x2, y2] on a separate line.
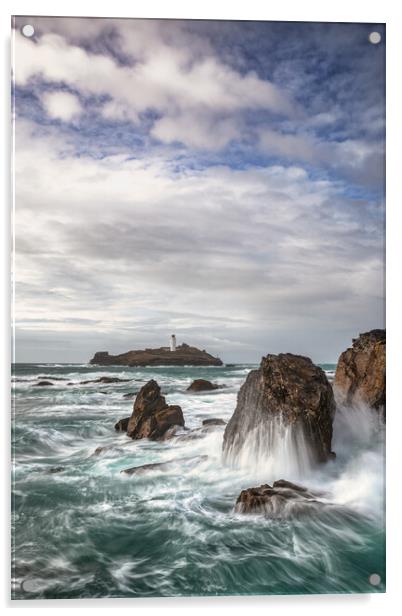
[123, 380, 185, 440]
[187, 379, 223, 392]
[223, 353, 335, 465]
[334, 329, 385, 413]
[234, 479, 322, 517]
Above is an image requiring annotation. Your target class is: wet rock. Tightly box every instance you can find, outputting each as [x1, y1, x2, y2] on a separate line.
[122, 391, 138, 399]
[114, 417, 130, 432]
[79, 376, 131, 385]
[121, 454, 208, 476]
[187, 379, 221, 392]
[202, 418, 226, 426]
[334, 330, 385, 413]
[34, 381, 54, 387]
[235, 480, 321, 517]
[223, 353, 335, 465]
[125, 380, 185, 440]
[47, 466, 65, 474]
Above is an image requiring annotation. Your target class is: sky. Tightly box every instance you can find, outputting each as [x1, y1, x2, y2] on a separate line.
[12, 17, 385, 364]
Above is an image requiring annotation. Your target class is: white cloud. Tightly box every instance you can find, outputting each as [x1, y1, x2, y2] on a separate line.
[13, 28, 295, 149]
[13, 120, 384, 362]
[42, 91, 82, 121]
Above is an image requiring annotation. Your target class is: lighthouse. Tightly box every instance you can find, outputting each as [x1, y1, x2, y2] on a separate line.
[170, 334, 177, 352]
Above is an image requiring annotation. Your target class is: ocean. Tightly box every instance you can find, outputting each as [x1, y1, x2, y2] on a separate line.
[11, 363, 385, 599]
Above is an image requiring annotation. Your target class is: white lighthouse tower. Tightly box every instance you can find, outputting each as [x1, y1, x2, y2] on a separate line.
[170, 334, 177, 352]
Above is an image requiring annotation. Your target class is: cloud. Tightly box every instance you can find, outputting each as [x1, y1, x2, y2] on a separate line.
[13, 119, 384, 362]
[13, 26, 295, 150]
[41, 91, 82, 121]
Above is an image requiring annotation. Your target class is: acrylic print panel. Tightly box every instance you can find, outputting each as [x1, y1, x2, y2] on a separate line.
[11, 16, 385, 599]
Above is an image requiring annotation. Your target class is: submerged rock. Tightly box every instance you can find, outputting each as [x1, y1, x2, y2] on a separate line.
[34, 381, 54, 387]
[235, 479, 321, 517]
[121, 454, 208, 476]
[114, 417, 130, 432]
[122, 391, 138, 399]
[223, 353, 335, 465]
[202, 418, 226, 426]
[334, 329, 385, 413]
[123, 380, 185, 440]
[187, 379, 222, 392]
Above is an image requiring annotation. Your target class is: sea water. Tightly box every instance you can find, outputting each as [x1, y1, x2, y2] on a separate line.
[11, 363, 385, 599]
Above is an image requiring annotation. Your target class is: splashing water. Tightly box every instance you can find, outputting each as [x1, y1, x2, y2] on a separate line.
[224, 415, 314, 482]
[11, 363, 385, 598]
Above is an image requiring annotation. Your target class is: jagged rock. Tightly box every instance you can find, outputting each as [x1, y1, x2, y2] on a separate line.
[187, 379, 221, 392]
[121, 455, 208, 476]
[334, 330, 385, 412]
[34, 381, 54, 387]
[114, 417, 130, 432]
[223, 353, 335, 465]
[202, 418, 226, 426]
[235, 479, 321, 517]
[90, 343, 222, 366]
[124, 380, 185, 440]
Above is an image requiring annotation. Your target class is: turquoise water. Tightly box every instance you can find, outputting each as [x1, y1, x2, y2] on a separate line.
[11, 363, 385, 599]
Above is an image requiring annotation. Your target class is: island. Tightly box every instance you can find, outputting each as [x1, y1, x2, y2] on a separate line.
[89, 343, 223, 366]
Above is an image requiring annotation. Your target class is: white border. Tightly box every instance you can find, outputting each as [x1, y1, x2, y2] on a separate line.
[2, 1, 401, 614]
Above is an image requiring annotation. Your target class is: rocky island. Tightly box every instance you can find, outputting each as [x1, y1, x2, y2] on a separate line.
[90, 342, 223, 367]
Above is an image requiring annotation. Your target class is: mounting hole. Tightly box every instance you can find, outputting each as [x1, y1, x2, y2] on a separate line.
[369, 573, 381, 586]
[22, 24, 35, 38]
[369, 31, 381, 45]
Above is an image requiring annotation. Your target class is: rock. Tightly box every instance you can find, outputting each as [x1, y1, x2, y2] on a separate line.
[114, 417, 130, 432]
[121, 455, 208, 476]
[202, 418, 226, 426]
[125, 380, 185, 440]
[235, 480, 321, 517]
[47, 466, 65, 474]
[34, 381, 54, 387]
[334, 329, 385, 412]
[122, 392, 138, 399]
[90, 344, 223, 366]
[223, 353, 335, 465]
[187, 379, 221, 392]
[80, 376, 131, 385]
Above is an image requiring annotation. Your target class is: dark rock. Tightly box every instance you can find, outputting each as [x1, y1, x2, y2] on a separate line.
[125, 380, 185, 440]
[79, 376, 131, 385]
[334, 330, 385, 412]
[235, 480, 321, 517]
[122, 391, 138, 399]
[223, 353, 335, 465]
[202, 418, 227, 426]
[90, 344, 223, 367]
[187, 379, 220, 392]
[47, 466, 65, 474]
[114, 417, 130, 432]
[121, 455, 208, 476]
[34, 381, 54, 387]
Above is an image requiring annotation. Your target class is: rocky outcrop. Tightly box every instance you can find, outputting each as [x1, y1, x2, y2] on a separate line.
[90, 343, 222, 366]
[334, 330, 385, 412]
[124, 380, 185, 440]
[202, 418, 226, 426]
[235, 479, 322, 517]
[187, 379, 221, 392]
[114, 417, 130, 432]
[223, 353, 335, 465]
